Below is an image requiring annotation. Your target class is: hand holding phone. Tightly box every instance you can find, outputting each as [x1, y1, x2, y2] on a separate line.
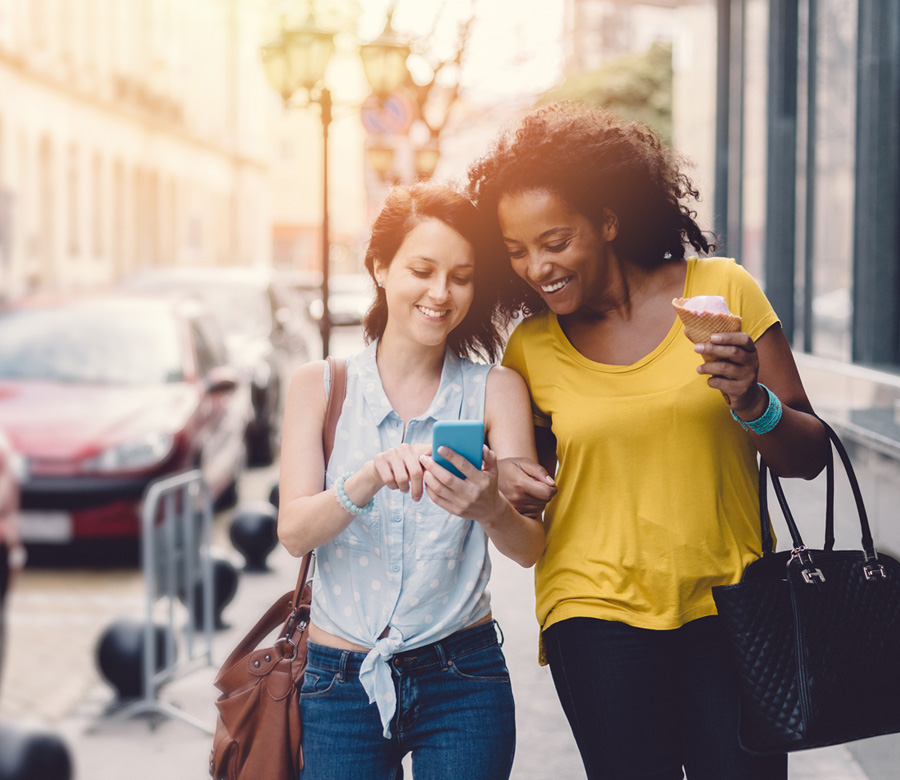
[432, 420, 484, 480]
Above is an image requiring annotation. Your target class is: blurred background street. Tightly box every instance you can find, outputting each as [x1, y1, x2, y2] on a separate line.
[1, 0, 900, 778]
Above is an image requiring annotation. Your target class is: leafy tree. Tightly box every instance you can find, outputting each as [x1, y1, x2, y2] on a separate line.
[538, 42, 673, 146]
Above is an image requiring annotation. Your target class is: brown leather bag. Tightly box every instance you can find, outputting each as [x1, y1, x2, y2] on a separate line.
[209, 357, 347, 780]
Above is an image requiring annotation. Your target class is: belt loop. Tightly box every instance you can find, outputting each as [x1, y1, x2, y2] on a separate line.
[493, 619, 504, 647]
[338, 650, 350, 682]
[434, 640, 450, 670]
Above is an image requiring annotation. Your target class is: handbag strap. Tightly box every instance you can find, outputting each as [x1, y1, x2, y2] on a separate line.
[323, 356, 347, 465]
[288, 356, 348, 610]
[759, 417, 875, 559]
[214, 589, 296, 688]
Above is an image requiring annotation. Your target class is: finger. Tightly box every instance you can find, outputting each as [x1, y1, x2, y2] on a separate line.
[482, 446, 497, 475]
[407, 458, 426, 502]
[517, 459, 556, 486]
[710, 331, 755, 349]
[421, 453, 455, 487]
[435, 445, 480, 480]
[373, 457, 399, 491]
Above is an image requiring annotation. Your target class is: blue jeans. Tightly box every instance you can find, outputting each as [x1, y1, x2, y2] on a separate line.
[543, 616, 787, 780]
[299, 620, 516, 780]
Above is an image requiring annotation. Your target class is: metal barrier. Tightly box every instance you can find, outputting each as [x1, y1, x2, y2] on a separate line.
[100, 469, 215, 733]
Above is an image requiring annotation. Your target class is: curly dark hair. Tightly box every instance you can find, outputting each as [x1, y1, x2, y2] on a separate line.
[466, 102, 715, 316]
[362, 182, 506, 363]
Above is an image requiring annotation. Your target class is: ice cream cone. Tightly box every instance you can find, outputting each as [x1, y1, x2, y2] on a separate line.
[673, 297, 742, 362]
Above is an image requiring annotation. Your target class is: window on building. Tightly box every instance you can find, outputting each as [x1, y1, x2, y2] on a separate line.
[809, 0, 857, 362]
[67, 145, 80, 256]
[92, 152, 103, 257]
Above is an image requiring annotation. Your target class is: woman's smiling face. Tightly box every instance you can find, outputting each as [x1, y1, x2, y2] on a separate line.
[374, 218, 475, 348]
[497, 189, 615, 316]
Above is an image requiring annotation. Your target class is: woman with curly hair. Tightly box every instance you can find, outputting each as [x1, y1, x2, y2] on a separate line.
[467, 103, 828, 779]
[278, 182, 545, 779]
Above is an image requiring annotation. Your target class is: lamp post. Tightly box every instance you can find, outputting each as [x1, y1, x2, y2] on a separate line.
[262, 10, 410, 359]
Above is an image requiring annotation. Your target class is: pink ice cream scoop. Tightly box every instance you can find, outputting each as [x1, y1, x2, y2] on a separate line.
[672, 295, 742, 361]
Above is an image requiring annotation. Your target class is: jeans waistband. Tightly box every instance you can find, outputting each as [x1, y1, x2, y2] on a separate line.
[306, 619, 501, 677]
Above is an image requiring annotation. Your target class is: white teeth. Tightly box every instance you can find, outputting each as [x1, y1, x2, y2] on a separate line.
[541, 278, 570, 293]
[417, 306, 448, 318]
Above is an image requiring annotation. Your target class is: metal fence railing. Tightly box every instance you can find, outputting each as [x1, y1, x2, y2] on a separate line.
[99, 469, 215, 733]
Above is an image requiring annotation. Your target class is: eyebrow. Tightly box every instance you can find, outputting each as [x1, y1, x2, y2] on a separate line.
[501, 226, 572, 244]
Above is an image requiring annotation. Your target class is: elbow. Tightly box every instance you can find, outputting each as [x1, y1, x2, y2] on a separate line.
[515, 535, 546, 569]
[277, 514, 310, 559]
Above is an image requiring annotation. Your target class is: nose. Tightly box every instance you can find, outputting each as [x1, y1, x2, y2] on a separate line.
[517, 250, 554, 284]
[428, 275, 451, 302]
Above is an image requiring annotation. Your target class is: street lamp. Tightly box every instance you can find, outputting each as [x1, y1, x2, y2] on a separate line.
[359, 13, 410, 102]
[262, 11, 409, 358]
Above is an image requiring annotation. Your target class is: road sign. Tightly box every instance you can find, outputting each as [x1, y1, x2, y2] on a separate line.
[361, 90, 416, 136]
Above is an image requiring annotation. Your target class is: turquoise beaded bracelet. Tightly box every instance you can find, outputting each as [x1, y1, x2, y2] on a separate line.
[334, 471, 375, 516]
[730, 383, 783, 435]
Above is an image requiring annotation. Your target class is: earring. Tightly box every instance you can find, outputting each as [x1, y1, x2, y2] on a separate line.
[377, 281, 383, 288]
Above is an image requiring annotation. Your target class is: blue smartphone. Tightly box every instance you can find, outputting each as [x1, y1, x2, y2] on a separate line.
[432, 420, 484, 480]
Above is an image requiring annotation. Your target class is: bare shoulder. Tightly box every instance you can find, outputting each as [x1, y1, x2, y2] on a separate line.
[288, 359, 328, 393]
[486, 364, 528, 398]
[485, 365, 531, 427]
[285, 360, 329, 421]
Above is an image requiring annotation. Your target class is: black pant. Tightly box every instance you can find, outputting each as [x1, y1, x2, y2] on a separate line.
[543, 616, 787, 780]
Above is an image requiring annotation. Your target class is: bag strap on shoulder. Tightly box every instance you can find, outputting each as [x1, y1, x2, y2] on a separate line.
[323, 356, 347, 464]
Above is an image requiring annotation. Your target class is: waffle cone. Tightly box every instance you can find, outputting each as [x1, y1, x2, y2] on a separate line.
[672, 298, 742, 362]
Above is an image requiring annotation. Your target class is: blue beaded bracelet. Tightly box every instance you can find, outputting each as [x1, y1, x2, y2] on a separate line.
[334, 471, 374, 516]
[730, 383, 783, 435]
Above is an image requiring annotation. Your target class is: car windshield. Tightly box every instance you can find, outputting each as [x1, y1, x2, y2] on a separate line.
[0, 303, 183, 384]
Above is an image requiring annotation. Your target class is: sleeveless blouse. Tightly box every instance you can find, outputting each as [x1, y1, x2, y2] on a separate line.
[313, 340, 493, 736]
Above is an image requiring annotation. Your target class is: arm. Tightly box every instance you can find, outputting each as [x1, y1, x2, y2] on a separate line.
[497, 425, 557, 517]
[421, 366, 546, 567]
[277, 361, 430, 557]
[695, 323, 828, 478]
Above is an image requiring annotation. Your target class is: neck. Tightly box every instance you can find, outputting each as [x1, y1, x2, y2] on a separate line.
[375, 335, 447, 423]
[375, 334, 446, 382]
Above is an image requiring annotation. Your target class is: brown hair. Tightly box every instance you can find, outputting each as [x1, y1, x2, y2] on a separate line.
[362, 183, 506, 362]
[466, 102, 715, 316]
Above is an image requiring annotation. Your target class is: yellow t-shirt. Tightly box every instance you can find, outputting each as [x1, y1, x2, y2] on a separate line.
[502, 257, 780, 657]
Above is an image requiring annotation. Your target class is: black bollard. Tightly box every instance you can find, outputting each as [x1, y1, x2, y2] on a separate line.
[187, 555, 239, 630]
[229, 502, 279, 572]
[96, 619, 172, 700]
[0, 722, 72, 780]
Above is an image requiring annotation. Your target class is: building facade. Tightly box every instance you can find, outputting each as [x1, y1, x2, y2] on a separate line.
[0, 0, 273, 297]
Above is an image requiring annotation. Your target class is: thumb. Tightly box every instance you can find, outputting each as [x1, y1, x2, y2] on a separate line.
[482, 445, 498, 473]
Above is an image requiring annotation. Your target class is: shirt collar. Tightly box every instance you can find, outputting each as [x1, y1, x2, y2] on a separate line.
[357, 340, 465, 427]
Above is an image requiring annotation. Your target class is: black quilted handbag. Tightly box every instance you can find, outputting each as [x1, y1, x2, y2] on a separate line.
[712, 419, 900, 754]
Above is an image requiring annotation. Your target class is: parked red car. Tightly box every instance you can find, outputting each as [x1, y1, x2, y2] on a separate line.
[0, 295, 251, 550]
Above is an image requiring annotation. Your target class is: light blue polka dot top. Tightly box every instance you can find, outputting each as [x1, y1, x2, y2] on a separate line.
[313, 339, 494, 738]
